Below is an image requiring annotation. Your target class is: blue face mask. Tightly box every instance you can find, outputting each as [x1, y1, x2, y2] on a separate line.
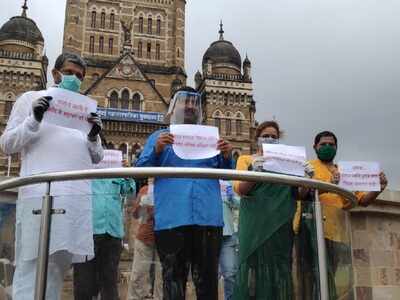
[58, 73, 82, 92]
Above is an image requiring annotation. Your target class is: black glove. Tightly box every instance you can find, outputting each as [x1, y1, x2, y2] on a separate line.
[32, 96, 52, 122]
[87, 112, 102, 141]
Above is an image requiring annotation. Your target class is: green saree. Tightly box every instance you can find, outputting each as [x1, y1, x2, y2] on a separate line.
[233, 182, 296, 300]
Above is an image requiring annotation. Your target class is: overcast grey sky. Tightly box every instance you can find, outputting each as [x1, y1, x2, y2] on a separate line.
[1, 0, 399, 189]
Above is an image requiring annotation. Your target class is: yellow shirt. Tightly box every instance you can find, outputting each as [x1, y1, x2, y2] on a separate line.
[310, 159, 365, 243]
[233, 155, 253, 195]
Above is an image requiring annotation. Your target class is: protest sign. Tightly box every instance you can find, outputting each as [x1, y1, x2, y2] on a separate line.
[40, 87, 97, 134]
[170, 124, 220, 160]
[338, 161, 381, 191]
[262, 144, 306, 177]
[95, 150, 123, 169]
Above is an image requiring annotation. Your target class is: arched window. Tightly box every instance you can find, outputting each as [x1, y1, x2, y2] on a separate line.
[229, 94, 234, 105]
[147, 42, 151, 59]
[109, 91, 118, 108]
[139, 16, 144, 33]
[236, 119, 242, 136]
[110, 13, 115, 29]
[156, 43, 161, 60]
[99, 36, 104, 53]
[156, 18, 161, 35]
[109, 38, 114, 54]
[236, 112, 244, 135]
[100, 12, 106, 28]
[4, 93, 14, 116]
[213, 111, 221, 131]
[132, 93, 141, 110]
[91, 11, 96, 28]
[137, 41, 143, 58]
[148, 17, 153, 34]
[89, 36, 95, 53]
[121, 89, 130, 109]
[214, 118, 221, 131]
[225, 119, 231, 136]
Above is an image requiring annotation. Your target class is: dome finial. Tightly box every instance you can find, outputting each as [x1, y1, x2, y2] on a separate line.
[21, 0, 28, 17]
[219, 20, 224, 40]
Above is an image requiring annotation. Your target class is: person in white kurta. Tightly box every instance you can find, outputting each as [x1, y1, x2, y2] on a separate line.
[0, 53, 104, 299]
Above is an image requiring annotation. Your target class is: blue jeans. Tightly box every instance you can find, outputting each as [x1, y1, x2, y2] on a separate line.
[219, 234, 239, 300]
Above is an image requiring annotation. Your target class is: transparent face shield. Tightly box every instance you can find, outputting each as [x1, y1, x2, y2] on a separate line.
[167, 91, 202, 125]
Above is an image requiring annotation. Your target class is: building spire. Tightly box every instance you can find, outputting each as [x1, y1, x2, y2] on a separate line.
[219, 20, 224, 40]
[21, 0, 28, 17]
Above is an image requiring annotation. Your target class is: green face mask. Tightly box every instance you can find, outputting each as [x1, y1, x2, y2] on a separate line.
[59, 74, 82, 92]
[316, 144, 337, 162]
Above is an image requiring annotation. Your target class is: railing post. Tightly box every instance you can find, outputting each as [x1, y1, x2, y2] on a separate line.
[314, 189, 329, 300]
[34, 181, 53, 300]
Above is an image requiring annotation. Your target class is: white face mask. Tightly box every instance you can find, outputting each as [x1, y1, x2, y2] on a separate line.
[257, 137, 279, 147]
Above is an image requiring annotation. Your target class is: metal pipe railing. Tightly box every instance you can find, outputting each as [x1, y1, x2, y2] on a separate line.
[0, 167, 358, 300]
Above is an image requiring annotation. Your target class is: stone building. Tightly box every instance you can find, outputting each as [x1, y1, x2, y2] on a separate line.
[62, 0, 187, 160]
[195, 23, 257, 158]
[0, 1, 48, 175]
[0, 0, 257, 172]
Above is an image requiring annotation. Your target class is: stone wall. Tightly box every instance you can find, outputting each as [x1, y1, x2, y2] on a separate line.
[350, 190, 400, 300]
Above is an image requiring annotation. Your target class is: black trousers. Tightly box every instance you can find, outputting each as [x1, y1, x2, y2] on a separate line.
[73, 234, 122, 300]
[155, 225, 223, 300]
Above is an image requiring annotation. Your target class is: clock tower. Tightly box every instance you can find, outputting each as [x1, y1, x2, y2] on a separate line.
[62, 0, 187, 161]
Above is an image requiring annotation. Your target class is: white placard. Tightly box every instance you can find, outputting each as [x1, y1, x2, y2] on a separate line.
[95, 150, 123, 169]
[40, 87, 97, 134]
[170, 124, 220, 160]
[338, 161, 381, 191]
[262, 144, 306, 177]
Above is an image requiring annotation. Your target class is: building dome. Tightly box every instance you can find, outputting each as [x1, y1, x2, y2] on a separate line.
[202, 23, 241, 70]
[0, 15, 44, 44]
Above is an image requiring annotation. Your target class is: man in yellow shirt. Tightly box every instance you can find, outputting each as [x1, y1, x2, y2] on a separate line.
[300, 131, 387, 299]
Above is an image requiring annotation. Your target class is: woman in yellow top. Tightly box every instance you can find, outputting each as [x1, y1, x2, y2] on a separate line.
[298, 131, 388, 300]
[233, 121, 303, 300]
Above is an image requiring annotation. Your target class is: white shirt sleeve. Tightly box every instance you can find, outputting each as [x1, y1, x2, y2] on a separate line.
[0, 92, 41, 155]
[87, 135, 104, 164]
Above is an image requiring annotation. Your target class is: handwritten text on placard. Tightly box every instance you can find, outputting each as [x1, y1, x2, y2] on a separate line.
[338, 161, 380, 191]
[41, 87, 97, 134]
[170, 125, 220, 160]
[95, 150, 123, 169]
[262, 144, 306, 177]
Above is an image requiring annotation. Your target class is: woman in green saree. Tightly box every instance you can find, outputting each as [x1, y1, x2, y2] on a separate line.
[233, 121, 301, 300]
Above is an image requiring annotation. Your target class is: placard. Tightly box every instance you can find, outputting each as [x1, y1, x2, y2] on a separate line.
[338, 161, 381, 191]
[95, 150, 123, 169]
[170, 125, 220, 160]
[40, 87, 97, 134]
[262, 144, 307, 177]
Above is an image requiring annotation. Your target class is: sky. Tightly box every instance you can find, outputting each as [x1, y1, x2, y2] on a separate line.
[1, 0, 399, 190]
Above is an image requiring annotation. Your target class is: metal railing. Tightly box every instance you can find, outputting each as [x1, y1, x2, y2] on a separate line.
[0, 167, 358, 300]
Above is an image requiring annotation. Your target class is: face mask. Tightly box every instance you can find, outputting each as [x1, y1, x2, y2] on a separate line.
[316, 144, 337, 162]
[58, 73, 82, 92]
[257, 137, 279, 147]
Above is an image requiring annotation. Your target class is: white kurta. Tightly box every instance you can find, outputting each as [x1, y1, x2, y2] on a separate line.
[0, 90, 104, 262]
